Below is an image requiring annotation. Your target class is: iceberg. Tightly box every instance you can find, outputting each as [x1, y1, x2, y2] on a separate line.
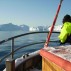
[48, 25, 62, 32]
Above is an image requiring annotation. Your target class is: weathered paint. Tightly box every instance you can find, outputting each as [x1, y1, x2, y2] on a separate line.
[40, 49, 71, 71]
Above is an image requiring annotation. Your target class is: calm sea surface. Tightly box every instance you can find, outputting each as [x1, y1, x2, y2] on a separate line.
[0, 31, 59, 71]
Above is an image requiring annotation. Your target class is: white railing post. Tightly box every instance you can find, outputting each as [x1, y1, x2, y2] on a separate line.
[6, 58, 15, 71]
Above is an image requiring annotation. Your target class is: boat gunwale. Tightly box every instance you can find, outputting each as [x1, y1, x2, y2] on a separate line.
[0, 31, 60, 63]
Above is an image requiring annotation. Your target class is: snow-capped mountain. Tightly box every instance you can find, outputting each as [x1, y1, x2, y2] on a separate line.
[20, 25, 29, 31]
[0, 23, 62, 32]
[0, 23, 29, 31]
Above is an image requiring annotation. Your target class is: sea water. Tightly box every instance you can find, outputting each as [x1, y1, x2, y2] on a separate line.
[0, 31, 59, 71]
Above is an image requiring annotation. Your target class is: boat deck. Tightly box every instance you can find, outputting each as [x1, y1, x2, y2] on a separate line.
[40, 44, 71, 71]
[45, 44, 71, 62]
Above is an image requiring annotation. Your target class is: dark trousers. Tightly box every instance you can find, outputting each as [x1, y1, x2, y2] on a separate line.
[60, 35, 71, 44]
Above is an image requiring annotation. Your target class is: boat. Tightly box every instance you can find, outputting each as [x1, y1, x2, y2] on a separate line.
[0, 0, 71, 71]
[0, 31, 59, 71]
[0, 31, 71, 71]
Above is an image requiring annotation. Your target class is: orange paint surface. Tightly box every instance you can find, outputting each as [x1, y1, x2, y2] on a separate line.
[40, 49, 71, 71]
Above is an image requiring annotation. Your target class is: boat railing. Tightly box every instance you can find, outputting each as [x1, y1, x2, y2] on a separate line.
[0, 31, 60, 63]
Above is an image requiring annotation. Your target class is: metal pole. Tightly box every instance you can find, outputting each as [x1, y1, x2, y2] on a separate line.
[44, 0, 63, 47]
[11, 38, 14, 59]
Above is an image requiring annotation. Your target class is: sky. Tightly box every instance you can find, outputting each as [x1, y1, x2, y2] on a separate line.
[0, 0, 71, 27]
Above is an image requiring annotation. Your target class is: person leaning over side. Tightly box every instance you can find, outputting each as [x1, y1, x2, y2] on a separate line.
[58, 14, 71, 44]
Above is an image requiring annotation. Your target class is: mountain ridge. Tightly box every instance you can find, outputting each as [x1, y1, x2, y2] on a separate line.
[0, 23, 61, 32]
[0, 23, 29, 31]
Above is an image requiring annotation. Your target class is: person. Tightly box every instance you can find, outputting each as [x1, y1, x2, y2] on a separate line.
[58, 14, 71, 44]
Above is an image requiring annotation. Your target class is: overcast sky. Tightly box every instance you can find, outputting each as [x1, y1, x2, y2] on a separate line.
[0, 0, 71, 27]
